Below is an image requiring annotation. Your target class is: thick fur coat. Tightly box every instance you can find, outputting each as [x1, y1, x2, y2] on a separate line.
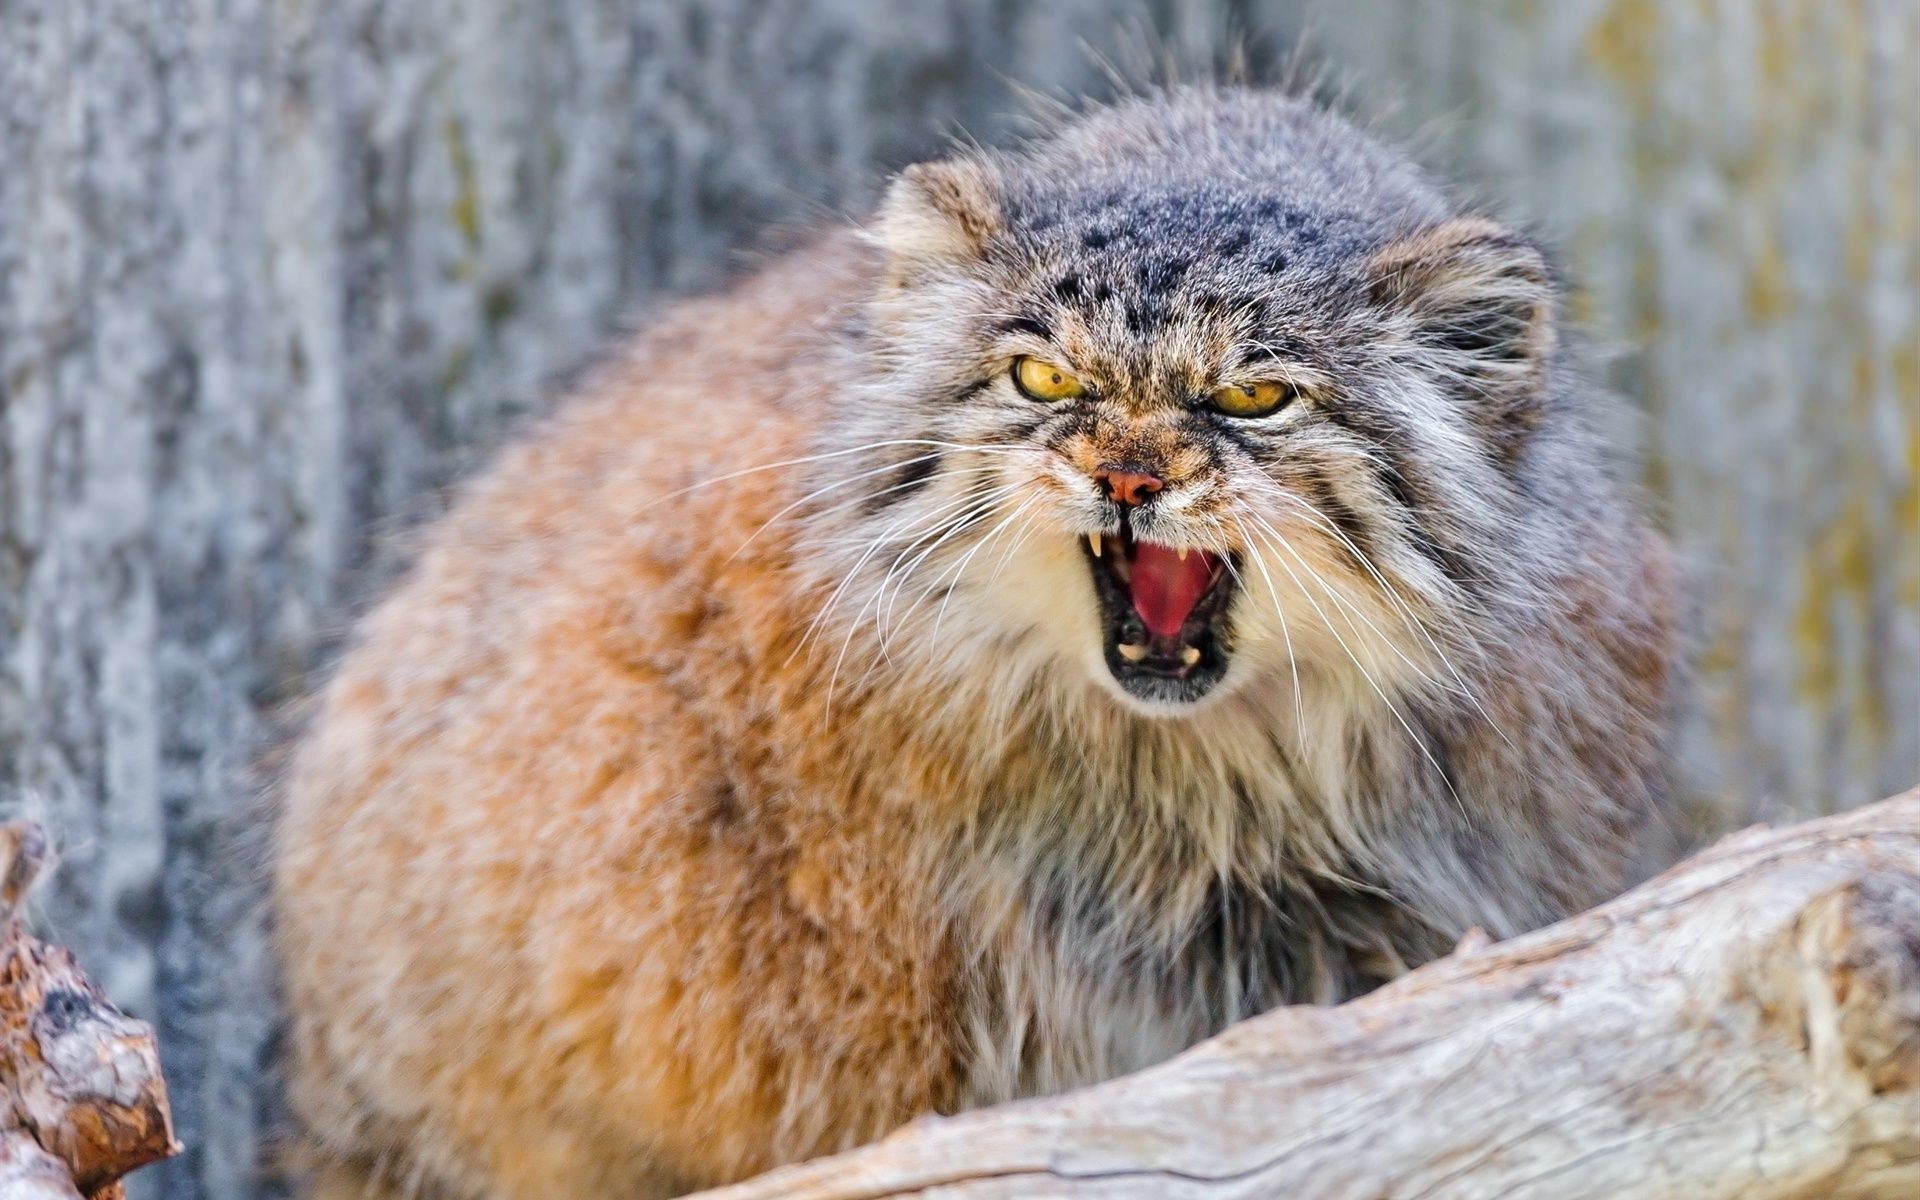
[274, 89, 1677, 1199]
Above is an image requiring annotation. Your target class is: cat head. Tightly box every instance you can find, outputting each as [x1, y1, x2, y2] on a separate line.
[816, 89, 1559, 718]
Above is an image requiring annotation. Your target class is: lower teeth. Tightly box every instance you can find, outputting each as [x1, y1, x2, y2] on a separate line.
[1115, 643, 1205, 667]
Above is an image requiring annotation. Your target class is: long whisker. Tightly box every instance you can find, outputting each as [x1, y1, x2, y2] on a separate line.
[1249, 477, 1514, 750]
[1241, 548, 1308, 748]
[726, 452, 951, 562]
[871, 480, 1034, 647]
[828, 483, 1038, 705]
[857, 488, 1045, 697]
[806, 476, 1029, 678]
[789, 497, 973, 669]
[1248, 483, 1456, 681]
[1199, 510, 1306, 748]
[800, 479, 1028, 668]
[1261, 507, 1455, 698]
[929, 490, 1043, 638]
[1243, 517, 1466, 814]
[664, 438, 1028, 502]
[984, 502, 1050, 590]
[793, 459, 1016, 556]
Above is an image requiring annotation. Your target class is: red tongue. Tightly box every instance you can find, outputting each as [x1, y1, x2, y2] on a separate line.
[1129, 545, 1219, 640]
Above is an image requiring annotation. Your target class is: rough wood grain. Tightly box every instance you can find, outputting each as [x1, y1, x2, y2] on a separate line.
[0, 1130, 86, 1200]
[1, 822, 179, 1200]
[693, 789, 1920, 1200]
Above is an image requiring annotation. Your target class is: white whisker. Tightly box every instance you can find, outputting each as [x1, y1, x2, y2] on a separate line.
[828, 482, 1038, 706]
[664, 438, 1028, 502]
[1243, 517, 1466, 814]
[1250, 475, 1515, 750]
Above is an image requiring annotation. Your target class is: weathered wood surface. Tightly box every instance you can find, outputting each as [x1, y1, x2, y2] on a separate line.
[0, 2, 1914, 1197]
[1, 822, 179, 1199]
[696, 790, 1920, 1200]
[0, 1129, 88, 1200]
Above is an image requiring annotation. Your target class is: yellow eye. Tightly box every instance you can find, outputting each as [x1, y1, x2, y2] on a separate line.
[1208, 380, 1296, 418]
[1011, 356, 1086, 402]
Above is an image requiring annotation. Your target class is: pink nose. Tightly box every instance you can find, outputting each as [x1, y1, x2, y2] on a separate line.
[1092, 464, 1164, 507]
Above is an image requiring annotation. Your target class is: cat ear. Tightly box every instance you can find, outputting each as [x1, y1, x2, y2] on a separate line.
[873, 158, 1002, 287]
[1366, 218, 1556, 436]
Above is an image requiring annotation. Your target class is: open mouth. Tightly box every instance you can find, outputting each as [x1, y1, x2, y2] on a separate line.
[1081, 522, 1237, 705]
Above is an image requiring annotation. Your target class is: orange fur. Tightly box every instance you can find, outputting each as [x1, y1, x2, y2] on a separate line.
[277, 240, 969, 1195]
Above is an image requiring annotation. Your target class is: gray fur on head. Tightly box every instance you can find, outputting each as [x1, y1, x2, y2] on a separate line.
[802, 85, 1674, 1092]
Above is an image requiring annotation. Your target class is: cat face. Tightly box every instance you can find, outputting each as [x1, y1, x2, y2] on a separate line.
[821, 93, 1555, 717]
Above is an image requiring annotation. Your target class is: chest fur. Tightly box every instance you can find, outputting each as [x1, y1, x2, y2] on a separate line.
[914, 686, 1464, 1107]
[947, 798, 1436, 1109]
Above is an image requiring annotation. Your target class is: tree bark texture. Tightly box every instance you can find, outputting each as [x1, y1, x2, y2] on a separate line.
[697, 790, 1920, 1200]
[2, 821, 179, 1200]
[0, 2, 1914, 1197]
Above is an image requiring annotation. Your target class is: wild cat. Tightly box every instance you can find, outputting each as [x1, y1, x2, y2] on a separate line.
[273, 86, 1676, 1198]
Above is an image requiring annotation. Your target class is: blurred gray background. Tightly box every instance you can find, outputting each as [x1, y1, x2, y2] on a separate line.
[1, 1, 1915, 1195]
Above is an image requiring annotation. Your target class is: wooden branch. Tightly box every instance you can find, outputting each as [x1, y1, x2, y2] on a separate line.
[0, 1130, 86, 1200]
[698, 788, 1920, 1200]
[0, 822, 179, 1199]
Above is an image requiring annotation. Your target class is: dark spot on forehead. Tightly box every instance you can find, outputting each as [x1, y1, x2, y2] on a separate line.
[864, 449, 941, 514]
[997, 179, 1392, 361]
[1048, 272, 1086, 302]
[1135, 255, 1192, 296]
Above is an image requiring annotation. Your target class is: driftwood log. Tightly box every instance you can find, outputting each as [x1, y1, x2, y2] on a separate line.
[699, 787, 1920, 1200]
[0, 823, 178, 1200]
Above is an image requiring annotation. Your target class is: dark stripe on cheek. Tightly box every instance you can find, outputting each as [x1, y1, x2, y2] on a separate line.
[1005, 414, 1047, 441]
[954, 378, 993, 404]
[862, 450, 941, 514]
[1363, 455, 1482, 591]
[1205, 417, 1257, 458]
[1317, 405, 1477, 591]
[1297, 469, 1376, 572]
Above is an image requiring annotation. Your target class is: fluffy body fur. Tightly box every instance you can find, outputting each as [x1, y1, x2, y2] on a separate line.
[274, 89, 1676, 1198]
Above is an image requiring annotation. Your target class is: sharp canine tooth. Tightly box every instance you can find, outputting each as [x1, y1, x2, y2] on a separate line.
[1117, 642, 1148, 662]
[1178, 547, 1189, 562]
[1180, 646, 1202, 666]
[1089, 533, 1103, 558]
